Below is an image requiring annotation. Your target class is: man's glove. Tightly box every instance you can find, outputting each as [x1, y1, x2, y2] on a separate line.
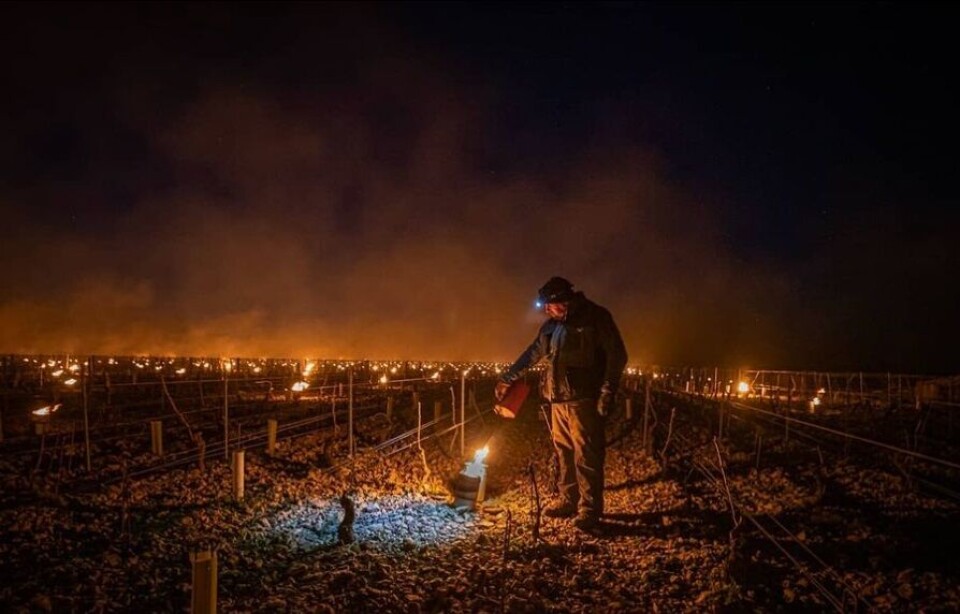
[494, 380, 511, 403]
[598, 385, 615, 417]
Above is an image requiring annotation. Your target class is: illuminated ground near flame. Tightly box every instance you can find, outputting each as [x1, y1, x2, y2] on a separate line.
[267, 494, 478, 551]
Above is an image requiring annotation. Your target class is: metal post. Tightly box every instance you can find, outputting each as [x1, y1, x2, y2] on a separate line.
[232, 449, 244, 500]
[150, 420, 163, 456]
[190, 550, 217, 614]
[348, 368, 354, 457]
[267, 419, 277, 456]
[460, 371, 466, 457]
[223, 367, 229, 460]
[898, 374, 903, 409]
[82, 359, 92, 472]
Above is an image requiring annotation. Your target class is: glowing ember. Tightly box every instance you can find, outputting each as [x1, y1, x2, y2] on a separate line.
[291, 381, 309, 392]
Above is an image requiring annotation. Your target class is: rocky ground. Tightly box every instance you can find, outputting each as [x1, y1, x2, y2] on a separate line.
[2, 393, 959, 612]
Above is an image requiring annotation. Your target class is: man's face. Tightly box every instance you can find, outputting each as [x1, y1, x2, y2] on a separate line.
[545, 302, 569, 321]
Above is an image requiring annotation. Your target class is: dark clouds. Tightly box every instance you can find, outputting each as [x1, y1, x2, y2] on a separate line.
[0, 3, 957, 371]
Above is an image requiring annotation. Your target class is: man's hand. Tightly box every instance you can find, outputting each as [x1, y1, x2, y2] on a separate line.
[494, 380, 511, 403]
[598, 389, 615, 417]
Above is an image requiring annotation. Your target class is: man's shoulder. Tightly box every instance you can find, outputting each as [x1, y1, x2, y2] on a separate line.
[581, 298, 614, 322]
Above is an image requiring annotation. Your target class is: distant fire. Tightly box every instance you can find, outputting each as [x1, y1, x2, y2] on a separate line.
[32, 403, 62, 417]
[291, 381, 309, 392]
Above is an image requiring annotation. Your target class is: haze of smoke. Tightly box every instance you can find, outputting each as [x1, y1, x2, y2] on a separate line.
[0, 83, 789, 365]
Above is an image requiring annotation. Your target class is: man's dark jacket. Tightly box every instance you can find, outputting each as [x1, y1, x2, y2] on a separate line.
[501, 292, 628, 402]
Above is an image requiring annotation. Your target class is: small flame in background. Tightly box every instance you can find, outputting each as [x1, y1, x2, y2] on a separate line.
[379, 375, 389, 385]
[290, 381, 309, 392]
[32, 403, 62, 417]
[737, 381, 750, 394]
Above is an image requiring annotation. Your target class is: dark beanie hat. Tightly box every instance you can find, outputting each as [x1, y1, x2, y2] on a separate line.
[537, 277, 575, 304]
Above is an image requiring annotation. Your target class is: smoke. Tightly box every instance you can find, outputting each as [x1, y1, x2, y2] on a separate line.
[0, 77, 790, 364]
[3, 4, 951, 371]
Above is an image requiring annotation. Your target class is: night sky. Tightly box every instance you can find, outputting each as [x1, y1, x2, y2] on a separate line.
[1, 2, 957, 372]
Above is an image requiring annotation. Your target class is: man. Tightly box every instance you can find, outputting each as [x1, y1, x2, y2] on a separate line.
[496, 277, 628, 531]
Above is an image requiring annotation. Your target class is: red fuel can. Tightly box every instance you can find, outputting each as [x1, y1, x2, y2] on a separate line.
[494, 380, 531, 419]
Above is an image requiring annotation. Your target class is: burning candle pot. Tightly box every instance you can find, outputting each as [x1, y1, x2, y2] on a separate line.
[451, 446, 490, 510]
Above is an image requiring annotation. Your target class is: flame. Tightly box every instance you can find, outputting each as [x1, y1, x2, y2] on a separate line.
[253, 366, 262, 374]
[176, 368, 187, 375]
[431, 371, 441, 380]
[379, 375, 389, 385]
[33, 403, 62, 417]
[737, 381, 750, 394]
[291, 381, 309, 392]
[63, 378, 78, 386]
[474, 445, 489, 463]
[303, 361, 316, 377]
[51, 369, 64, 378]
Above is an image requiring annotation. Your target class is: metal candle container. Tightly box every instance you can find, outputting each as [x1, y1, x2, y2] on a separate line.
[452, 446, 489, 510]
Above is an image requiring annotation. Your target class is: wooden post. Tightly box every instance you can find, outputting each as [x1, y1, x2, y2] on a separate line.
[859, 372, 865, 406]
[348, 368, 354, 457]
[643, 377, 652, 454]
[625, 397, 633, 421]
[412, 391, 420, 420]
[190, 550, 217, 614]
[232, 450, 244, 500]
[386, 395, 394, 421]
[460, 371, 466, 457]
[150, 420, 163, 456]
[887, 373, 892, 408]
[267, 419, 277, 456]
[434, 399, 443, 426]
